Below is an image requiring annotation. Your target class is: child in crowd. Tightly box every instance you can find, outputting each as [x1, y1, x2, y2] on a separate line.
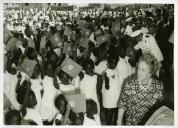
[101, 55, 120, 125]
[16, 79, 43, 125]
[40, 62, 59, 124]
[79, 59, 100, 114]
[68, 111, 84, 125]
[83, 99, 101, 125]
[53, 94, 70, 125]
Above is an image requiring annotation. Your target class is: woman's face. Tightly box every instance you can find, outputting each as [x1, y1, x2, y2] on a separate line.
[137, 61, 151, 81]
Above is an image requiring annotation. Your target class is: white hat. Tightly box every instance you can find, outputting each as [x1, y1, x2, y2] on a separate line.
[130, 30, 142, 37]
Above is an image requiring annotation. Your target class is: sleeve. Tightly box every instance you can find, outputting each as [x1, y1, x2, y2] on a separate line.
[118, 81, 131, 110]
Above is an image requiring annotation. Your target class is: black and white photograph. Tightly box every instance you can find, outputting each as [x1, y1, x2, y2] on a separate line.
[2, 2, 175, 126]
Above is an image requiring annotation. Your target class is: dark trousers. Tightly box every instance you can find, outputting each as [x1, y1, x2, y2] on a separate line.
[104, 107, 118, 125]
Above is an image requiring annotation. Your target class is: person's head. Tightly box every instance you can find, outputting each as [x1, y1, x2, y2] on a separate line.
[16, 80, 37, 108]
[136, 17, 143, 26]
[45, 62, 55, 77]
[5, 110, 22, 125]
[145, 17, 153, 27]
[27, 90, 37, 108]
[86, 99, 98, 116]
[148, 23, 157, 36]
[69, 111, 84, 125]
[83, 59, 94, 76]
[47, 52, 59, 64]
[26, 48, 38, 60]
[107, 55, 119, 69]
[137, 53, 159, 81]
[25, 28, 32, 38]
[120, 18, 126, 27]
[55, 94, 67, 115]
[58, 70, 72, 85]
[16, 85, 37, 108]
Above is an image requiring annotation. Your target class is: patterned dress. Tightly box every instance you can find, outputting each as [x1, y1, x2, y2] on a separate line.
[118, 77, 164, 125]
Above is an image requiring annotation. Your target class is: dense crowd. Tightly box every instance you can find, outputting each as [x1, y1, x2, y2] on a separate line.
[3, 4, 174, 125]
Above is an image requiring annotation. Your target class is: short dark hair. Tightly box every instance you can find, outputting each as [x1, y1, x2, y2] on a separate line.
[54, 94, 67, 109]
[5, 109, 22, 125]
[86, 99, 97, 113]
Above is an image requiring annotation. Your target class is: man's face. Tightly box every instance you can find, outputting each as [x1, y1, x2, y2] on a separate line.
[148, 26, 156, 35]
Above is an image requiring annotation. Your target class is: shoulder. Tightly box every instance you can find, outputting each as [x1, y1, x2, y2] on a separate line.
[125, 76, 137, 85]
[152, 77, 164, 90]
[122, 77, 137, 91]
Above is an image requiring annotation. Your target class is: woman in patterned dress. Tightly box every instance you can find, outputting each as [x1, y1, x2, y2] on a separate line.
[117, 53, 164, 125]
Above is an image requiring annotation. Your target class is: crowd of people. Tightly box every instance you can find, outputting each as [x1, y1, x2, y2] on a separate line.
[3, 4, 174, 125]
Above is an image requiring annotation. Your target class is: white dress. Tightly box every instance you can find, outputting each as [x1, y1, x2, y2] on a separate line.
[30, 78, 43, 111]
[24, 108, 43, 125]
[79, 74, 100, 113]
[40, 76, 58, 121]
[95, 60, 107, 75]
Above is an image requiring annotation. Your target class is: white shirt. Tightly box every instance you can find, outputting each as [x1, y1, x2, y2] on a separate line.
[134, 34, 163, 62]
[124, 25, 133, 36]
[24, 108, 43, 125]
[116, 57, 135, 86]
[30, 78, 43, 111]
[40, 76, 58, 121]
[83, 114, 101, 125]
[4, 71, 20, 110]
[79, 74, 100, 113]
[102, 68, 121, 108]
[95, 60, 107, 75]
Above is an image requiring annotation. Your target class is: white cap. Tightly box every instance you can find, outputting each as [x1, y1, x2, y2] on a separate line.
[130, 30, 142, 37]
